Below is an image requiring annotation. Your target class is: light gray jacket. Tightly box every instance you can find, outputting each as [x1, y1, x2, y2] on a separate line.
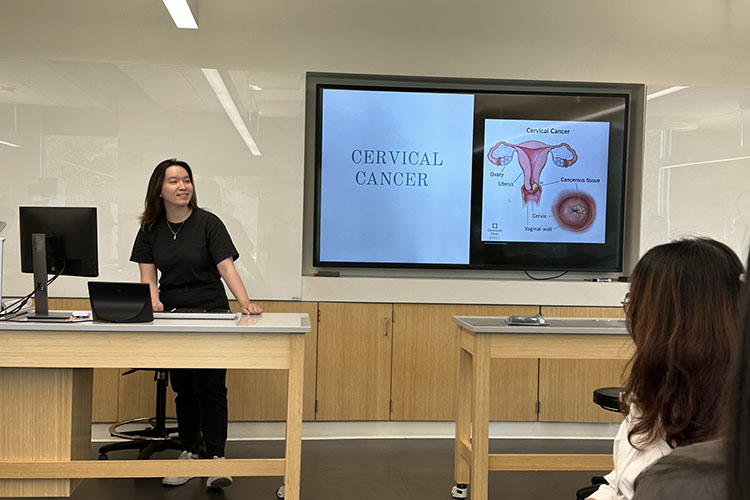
[633, 440, 725, 500]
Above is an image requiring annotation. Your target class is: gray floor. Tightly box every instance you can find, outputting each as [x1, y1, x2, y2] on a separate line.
[34, 439, 612, 500]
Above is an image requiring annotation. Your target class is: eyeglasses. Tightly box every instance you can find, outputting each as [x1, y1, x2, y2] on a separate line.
[621, 292, 631, 312]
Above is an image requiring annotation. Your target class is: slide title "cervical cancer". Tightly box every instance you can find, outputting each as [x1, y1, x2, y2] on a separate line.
[526, 127, 571, 135]
[351, 150, 444, 166]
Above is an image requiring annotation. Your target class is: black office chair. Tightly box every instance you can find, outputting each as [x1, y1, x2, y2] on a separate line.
[575, 387, 622, 500]
[98, 369, 184, 460]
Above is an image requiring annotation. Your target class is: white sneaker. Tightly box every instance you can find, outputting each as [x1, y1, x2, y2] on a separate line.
[206, 456, 233, 489]
[162, 450, 198, 486]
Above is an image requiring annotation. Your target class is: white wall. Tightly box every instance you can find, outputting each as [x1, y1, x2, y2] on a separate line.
[1, 1, 749, 305]
[0, 63, 306, 300]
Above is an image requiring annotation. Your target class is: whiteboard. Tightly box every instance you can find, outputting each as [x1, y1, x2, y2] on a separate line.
[2, 60, 749, 306]
[641, 85, 750, 262]
[0, 59, 305, 300]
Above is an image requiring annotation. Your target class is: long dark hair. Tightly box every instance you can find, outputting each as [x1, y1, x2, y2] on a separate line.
[138, 159, 199, 229]
[622, 238, 743, 449]
[728, 251, 750, 500]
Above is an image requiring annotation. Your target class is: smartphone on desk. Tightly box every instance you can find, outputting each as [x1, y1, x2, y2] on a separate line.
[505, 314, 547, 326]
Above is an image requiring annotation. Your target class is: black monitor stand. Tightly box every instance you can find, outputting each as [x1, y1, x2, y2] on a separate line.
[27, 233, 69, 320]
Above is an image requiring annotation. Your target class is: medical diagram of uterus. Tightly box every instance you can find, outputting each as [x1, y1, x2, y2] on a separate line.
[487, 140, 578, 204]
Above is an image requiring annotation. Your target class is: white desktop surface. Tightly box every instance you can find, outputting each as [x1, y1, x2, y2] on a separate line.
[0, 312, 311, 333]
[452, 316, 628, 335]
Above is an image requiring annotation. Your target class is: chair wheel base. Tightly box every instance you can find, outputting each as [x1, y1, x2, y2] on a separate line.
[451, 483, 468, 499]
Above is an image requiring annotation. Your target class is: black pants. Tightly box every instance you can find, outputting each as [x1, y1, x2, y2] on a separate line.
[169, 368, 228, 458]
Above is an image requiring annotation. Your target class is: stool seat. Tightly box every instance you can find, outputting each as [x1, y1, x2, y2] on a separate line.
[593, 387, 622, 413]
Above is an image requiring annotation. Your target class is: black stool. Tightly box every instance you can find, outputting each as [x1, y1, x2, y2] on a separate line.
[98, 369, 184, 460]
[575, 387, 622, 499]
[593, 387, 622, 412]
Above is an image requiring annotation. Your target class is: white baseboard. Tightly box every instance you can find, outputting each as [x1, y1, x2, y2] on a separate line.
[92, 421, 620, 443]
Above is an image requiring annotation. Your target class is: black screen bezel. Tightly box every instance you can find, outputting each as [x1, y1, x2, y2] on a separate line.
[312, 75, 631, 273]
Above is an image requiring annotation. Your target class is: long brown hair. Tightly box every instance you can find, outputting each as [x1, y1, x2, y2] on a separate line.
[622, 238, 743, 449]
[728, 250, 750, 500]
[138, 159, 199, 229]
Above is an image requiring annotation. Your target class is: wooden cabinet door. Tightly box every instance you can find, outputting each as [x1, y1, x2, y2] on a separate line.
[316, 302, 393, 420]
[391, 304, 467, 420]
[226, 301, 318, 421]
[390, 304, 540, 421]
[541, 306, 626, 320]
[538, 306, 628, 423]
[538, 358, 628, 423]
[465, 305, 541, 422]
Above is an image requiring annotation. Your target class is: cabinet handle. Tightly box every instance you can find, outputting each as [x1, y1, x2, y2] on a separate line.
[384, 317, 390, 337]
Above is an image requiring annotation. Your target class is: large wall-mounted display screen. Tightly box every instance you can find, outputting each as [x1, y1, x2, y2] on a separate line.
[311, 74, 635, 272]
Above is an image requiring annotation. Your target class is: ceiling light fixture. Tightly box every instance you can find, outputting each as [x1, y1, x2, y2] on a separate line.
[647, 86, 688, 101]
[162, 0, 198, 29]
[202, 68, 262, 156]
[249, 84, 263, 91]
[660, 155, 750, 170]
[0, 139, 20, 148]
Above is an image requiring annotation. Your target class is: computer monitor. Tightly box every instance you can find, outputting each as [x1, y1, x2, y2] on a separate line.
[19, 207, 98, 319]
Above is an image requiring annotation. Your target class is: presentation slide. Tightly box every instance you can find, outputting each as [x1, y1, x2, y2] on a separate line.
[480, 119, 610, 244]
[319, 89, 475, 264]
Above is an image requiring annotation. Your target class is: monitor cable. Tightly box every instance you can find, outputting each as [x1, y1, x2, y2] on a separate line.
[523, 270, 568, 281]
[0, 262, 65, 320]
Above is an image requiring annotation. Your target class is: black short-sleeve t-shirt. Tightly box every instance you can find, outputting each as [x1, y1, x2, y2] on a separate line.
[130, 208, 239, 310]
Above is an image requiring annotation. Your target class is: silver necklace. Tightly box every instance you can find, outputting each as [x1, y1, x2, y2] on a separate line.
[166, 219, 185, 240]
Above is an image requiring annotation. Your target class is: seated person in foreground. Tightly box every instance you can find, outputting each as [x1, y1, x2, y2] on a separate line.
[587, 238, 743, 500]
[632, 247, 750, 500]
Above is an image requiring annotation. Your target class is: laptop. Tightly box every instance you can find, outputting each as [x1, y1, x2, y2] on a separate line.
[88, 282, 154, 323]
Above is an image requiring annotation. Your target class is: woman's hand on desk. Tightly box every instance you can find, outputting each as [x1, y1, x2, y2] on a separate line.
[240, 302, 263, 315]
[138, 263, 163, 312]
